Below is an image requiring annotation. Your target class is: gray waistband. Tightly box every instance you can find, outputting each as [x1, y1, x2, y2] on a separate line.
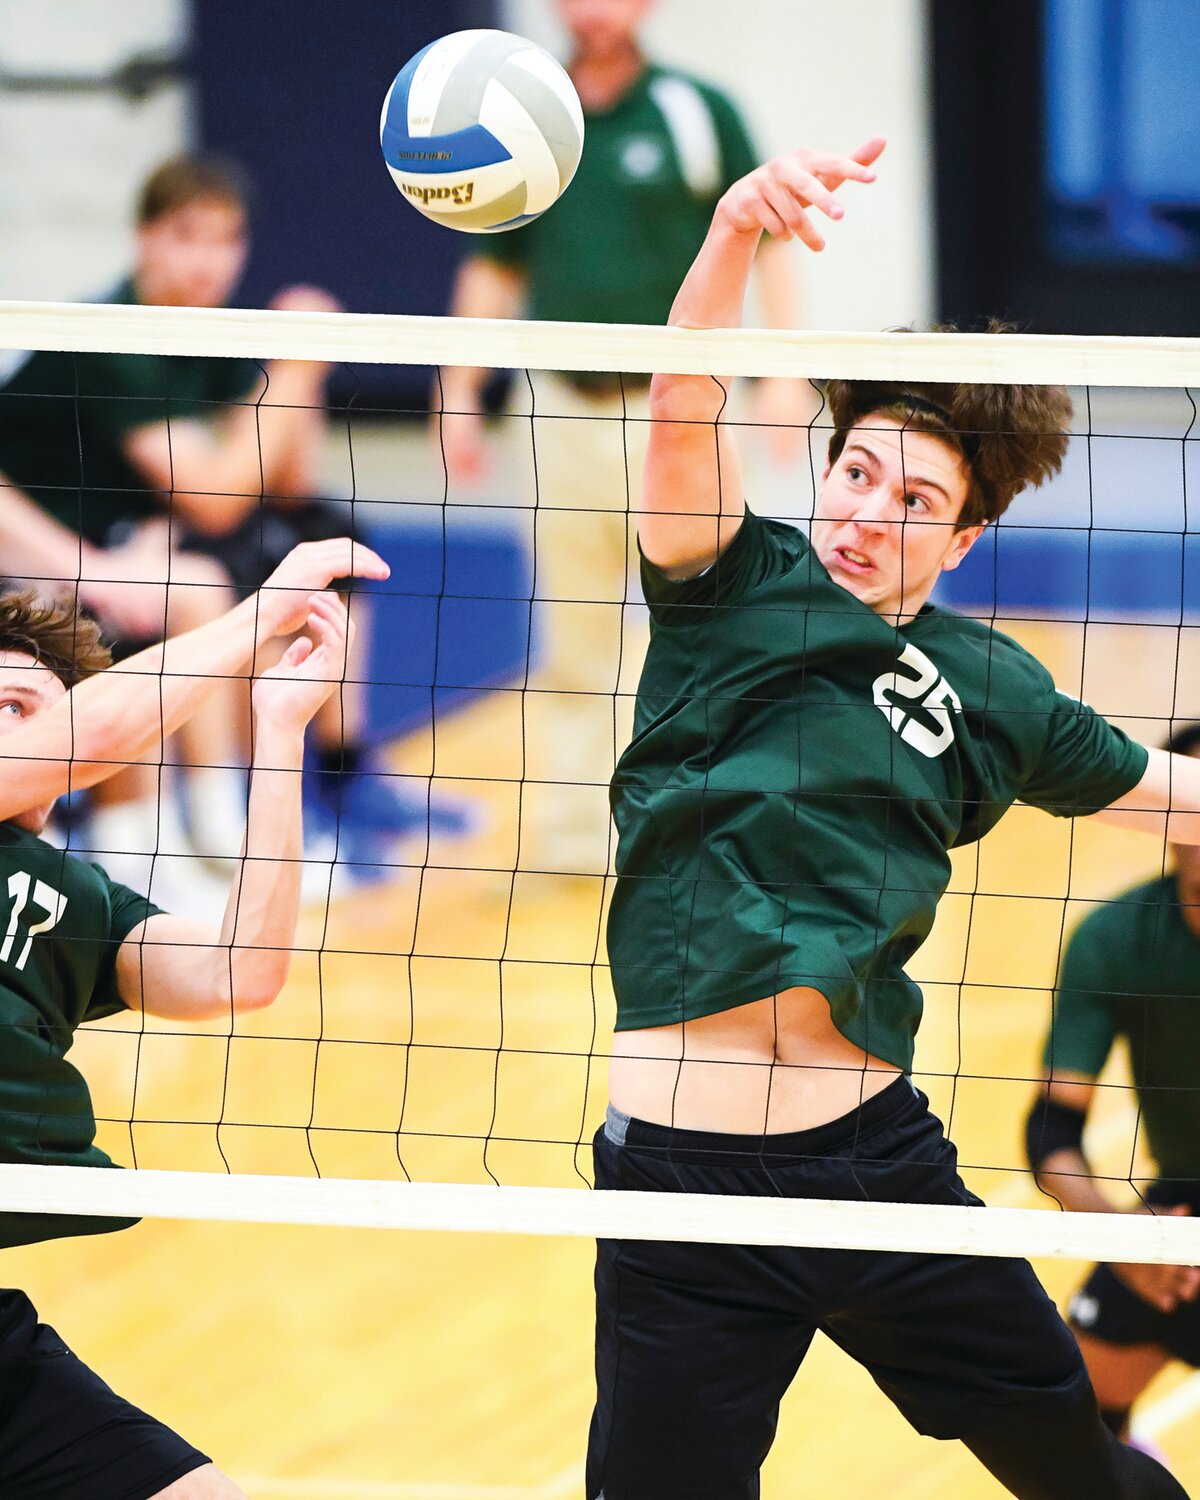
[604, 1105, 631, 1146]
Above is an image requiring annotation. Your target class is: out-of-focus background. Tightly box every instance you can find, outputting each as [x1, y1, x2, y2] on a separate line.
[2, 2, 1200, 1497]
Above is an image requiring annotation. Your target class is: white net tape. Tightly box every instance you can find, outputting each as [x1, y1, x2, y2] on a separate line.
[0, 1162, 1198, 1261]
[2, 298, 1199, 383]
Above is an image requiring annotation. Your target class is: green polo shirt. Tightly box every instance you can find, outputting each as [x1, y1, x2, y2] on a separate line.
[0, 823, 161, 1248]
[481, 63, 758, 326]
[607, 509, 1149, 1071]
[1042, 875, 1200, 1183]
[0, 279, 258, 546]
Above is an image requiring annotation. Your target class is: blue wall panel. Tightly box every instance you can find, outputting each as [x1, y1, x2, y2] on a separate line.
[190, 0, 497, 406]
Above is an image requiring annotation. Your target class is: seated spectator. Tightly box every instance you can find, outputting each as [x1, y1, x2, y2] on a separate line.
[0, 154, 430, 894]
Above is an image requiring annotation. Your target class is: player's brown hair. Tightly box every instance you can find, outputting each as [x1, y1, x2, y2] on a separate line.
[0, 590, 111, 689]
[136, 154, 250, 226]
[824, 324, 1074, 529]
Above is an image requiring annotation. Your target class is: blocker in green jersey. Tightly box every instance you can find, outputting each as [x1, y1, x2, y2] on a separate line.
[0, 540, 387, 1500]
[1027, 723, 1200, 1454]
[587, 138, 1197, 1500]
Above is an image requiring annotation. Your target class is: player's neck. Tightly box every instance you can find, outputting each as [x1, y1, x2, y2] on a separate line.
[569, 42, 645, 111]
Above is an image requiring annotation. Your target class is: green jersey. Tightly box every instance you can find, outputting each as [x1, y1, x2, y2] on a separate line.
[1043, 875, 1200, 1183]
[0, 822, 160, 1248]
[608, 510, 1149, 1070]
[482, 63, 758, 327]
[0, 278, 258, 546]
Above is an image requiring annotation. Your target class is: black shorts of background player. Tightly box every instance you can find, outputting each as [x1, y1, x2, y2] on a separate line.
[0, 538, 385, 1500]
[1027, 721, 1200, 1457]
[590, 138, 1195, 1500]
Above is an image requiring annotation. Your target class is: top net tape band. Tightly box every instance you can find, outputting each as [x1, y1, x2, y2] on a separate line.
[1, 301, 1199, 386]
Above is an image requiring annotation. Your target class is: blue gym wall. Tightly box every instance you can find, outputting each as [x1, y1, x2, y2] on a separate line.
[190, 0, 497, 409]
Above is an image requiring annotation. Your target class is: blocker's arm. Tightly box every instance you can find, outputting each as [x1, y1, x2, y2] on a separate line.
[114, 594, 349, 1020]
[1094, 747, 1200, 842]
[641, 140, 884, 581]
[0, 539, 387, 821]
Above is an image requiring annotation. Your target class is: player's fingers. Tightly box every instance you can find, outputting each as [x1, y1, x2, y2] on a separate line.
[321, 539, 388, 580]
[852, 135, 888, 168]
[278, 636, 314, 670]
[808, 147, 882, 193]
[757, 180, 804, 239]
[750, 192, 791, 240]
[307, 588, 345, 618]
[783, 201, 825, 254]
[775, 160, 844, 221]
[307, 597, 350, 655]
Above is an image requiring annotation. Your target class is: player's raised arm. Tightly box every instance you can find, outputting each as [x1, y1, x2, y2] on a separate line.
[114, 593, 352, 1019]
[0, 538, 388, 822]
[1094, 747, 1200, 842]
[641, 139, 884, 580]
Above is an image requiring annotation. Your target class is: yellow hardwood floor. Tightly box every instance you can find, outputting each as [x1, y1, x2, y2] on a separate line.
[5, 616, 1200, 1498]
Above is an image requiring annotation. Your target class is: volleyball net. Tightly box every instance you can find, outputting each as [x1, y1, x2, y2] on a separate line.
[0, 298, 1199, 1265]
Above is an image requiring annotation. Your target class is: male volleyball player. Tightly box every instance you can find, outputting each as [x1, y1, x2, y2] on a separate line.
[589, 138, 1194, 1498]
[1026, 721, 1200, 1456]
[0, 536, 388, 1500]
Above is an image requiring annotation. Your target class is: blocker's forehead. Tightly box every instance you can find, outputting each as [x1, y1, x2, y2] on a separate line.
[0, 650, 65, 704]
[844, 419, 970, 495]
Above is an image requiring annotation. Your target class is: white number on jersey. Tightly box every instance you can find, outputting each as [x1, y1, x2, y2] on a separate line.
[872, 643, 964, 759]
[0, 870, 68, 971]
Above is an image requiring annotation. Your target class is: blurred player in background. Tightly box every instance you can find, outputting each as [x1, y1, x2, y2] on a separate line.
[0, 536, 387, 1499]
[1027, 721, 1200, 1462]
[0, 155, 420, 898]
[435, 0, 808, 876]
[590, 138, 1192, 1498]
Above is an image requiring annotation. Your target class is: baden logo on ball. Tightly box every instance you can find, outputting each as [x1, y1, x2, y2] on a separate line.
[380, 29, 585, 235]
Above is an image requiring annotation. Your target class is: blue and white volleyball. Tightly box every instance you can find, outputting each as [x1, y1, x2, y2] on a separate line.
[380, 30, 585, 234]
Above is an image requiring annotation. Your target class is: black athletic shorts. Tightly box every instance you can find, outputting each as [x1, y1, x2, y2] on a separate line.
[586, 1076, 1091, 1500]
[1069, 1182, 1200, 1365]
[178, 496, 362, 597]
[0, 1289, 209, 1500]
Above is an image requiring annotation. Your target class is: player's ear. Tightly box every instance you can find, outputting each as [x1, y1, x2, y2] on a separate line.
[941, 520, 987, 573]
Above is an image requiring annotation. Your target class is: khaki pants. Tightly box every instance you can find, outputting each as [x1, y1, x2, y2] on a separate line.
[513, 374, 652, 876]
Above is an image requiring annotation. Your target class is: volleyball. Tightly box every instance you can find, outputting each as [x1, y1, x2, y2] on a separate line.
[379, 29, 585, 234]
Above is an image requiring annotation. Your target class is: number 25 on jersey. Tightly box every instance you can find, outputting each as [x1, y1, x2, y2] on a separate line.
[873, 643, 963, 759]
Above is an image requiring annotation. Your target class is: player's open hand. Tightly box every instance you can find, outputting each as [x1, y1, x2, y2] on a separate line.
[256, 537, 389, 640]
[717, 138, 886, 251]
[251, 592, 353, 731]
[1114, 1203, 1200, 1312]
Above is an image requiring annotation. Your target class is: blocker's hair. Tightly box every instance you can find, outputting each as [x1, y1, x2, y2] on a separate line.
[824, 323, 1074, 528]
[0, 589, 111, 688]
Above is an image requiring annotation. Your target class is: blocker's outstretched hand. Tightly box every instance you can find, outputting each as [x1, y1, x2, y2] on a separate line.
[255, 537, 389, 641]
[717, 138, 886, 251]
[252, 592, 354, 734]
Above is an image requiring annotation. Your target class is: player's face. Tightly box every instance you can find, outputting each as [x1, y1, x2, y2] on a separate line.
[555, 0, 653, 54]
[135, 196, 248, 309]
[811, 419, 983, 623]
[0, 651, 67, 835]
